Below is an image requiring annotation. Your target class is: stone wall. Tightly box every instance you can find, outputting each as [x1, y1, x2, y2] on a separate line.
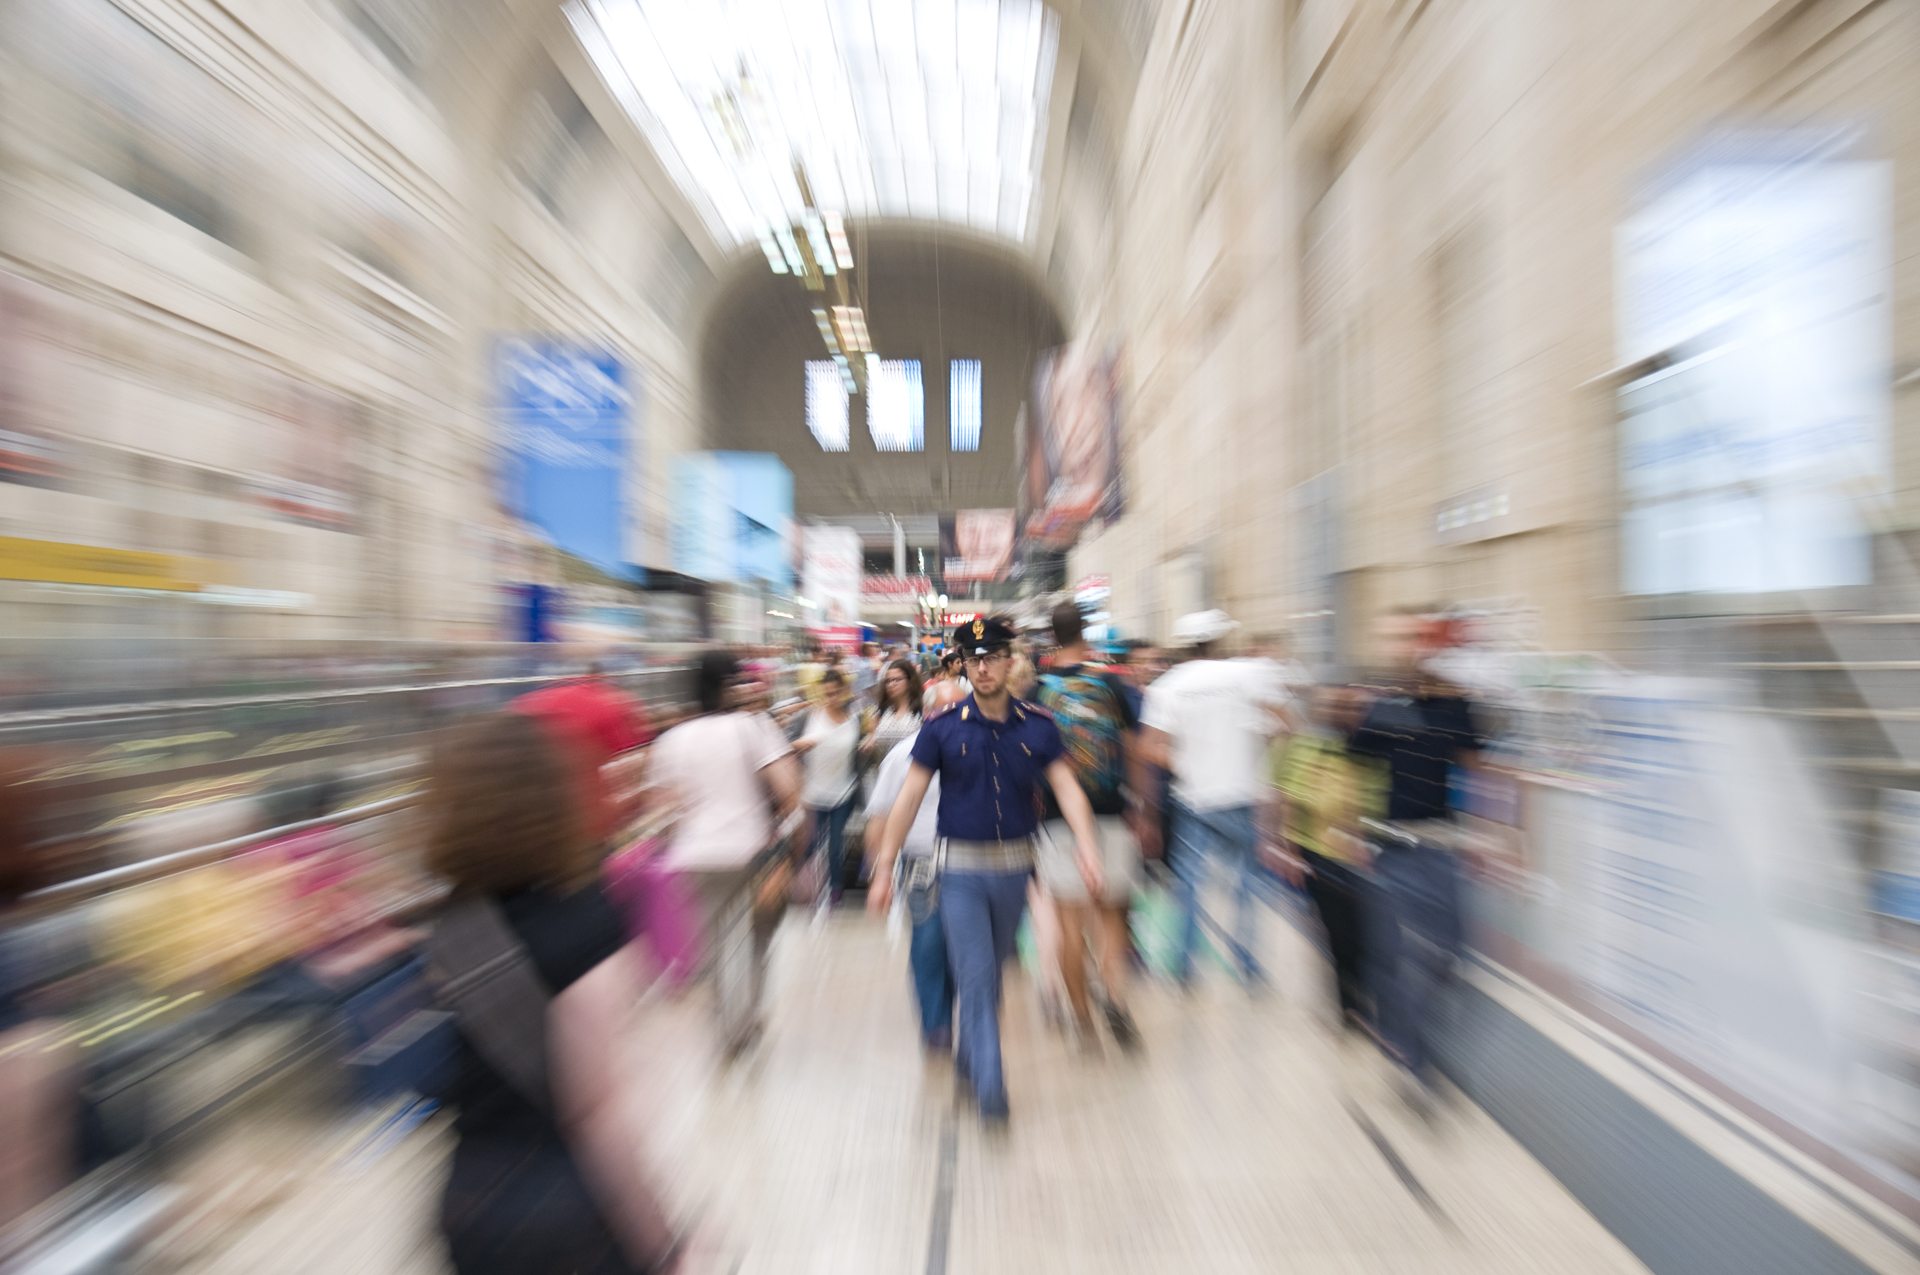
[1068, 0, 1920, 660]
[0, 0, 713, 639]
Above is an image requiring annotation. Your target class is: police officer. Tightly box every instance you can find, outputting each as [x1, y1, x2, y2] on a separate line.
[869, 616, 1104, 1126]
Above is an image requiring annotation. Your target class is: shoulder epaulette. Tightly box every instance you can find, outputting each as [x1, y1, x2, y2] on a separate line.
[1017, 698, 1054, 721]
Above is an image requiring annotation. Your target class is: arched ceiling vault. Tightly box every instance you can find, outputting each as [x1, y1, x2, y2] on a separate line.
[477, 0, 1158, 339]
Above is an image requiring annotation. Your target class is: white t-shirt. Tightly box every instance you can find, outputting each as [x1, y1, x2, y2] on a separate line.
[800, 708, 860, 809]
[866, 732, 940, 859]
[651, 711, 792, 871]
[1142, 657, 1291, 811]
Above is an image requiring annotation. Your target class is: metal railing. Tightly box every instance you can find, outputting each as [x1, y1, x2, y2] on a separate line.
[24, 792, 422, 909]
[15, 653, 696, 906]
[0, 663, 693, 730]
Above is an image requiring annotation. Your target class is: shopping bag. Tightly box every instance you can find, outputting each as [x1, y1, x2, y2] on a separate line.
[1129, 880, 1183, 979]
[1129, 877, 1229, 979]
[604, 838, 704, 990]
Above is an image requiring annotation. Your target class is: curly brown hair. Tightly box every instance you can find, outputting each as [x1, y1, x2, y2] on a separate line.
[426, 711, 589, 898]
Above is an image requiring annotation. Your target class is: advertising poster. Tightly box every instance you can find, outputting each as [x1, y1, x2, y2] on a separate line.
[1507, 682, 1886, 1173]
[246, 376, 358, 532]
[498, 338, 635, 579]
[802, 524, 862, 628]
[1617, 130, 1889, 596]
[719, 452, 794, 594]
[941, 509, 1016, 583]
[670, 452, 731, 584]
[1024, 341, 1122, 549]
[863, 574, 932, 602]
[0, 273, 73, 491]
[669, 451, 793, 591]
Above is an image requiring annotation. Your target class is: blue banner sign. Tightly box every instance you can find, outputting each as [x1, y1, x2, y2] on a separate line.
[498, 338, 635, 578]
[670, 451, 793, 592]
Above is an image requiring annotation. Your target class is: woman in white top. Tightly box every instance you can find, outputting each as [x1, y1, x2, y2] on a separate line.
[647, 650, 800, 1054]
[792, 669, 862, 906]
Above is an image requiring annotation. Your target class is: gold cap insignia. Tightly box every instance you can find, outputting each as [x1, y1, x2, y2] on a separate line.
[972, 618, 985, 638]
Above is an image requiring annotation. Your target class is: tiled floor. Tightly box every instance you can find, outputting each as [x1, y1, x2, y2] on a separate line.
[157, 901, 1651, 1275]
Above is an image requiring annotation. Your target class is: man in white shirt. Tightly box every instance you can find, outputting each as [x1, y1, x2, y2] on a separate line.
[848, 642, 880, 705]
[1140, 610, 1292, 989]
[866, 731, 952, 1050]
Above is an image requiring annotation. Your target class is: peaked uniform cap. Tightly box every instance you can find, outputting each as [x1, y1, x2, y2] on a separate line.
[953, 616, 1016, 655]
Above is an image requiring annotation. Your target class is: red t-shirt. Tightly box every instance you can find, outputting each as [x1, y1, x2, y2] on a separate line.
[512, 680, 654, 842]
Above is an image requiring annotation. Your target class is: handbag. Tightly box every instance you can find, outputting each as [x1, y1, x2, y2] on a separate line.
[604, 836, 704, 990]
[748, 803, 810, 920]
[744, 711, 807, 924]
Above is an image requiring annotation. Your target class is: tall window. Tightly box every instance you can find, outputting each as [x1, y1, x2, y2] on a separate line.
[867, 357, 924, 451]
[949, 359, 982, 451]
[806, 360, 849, 451]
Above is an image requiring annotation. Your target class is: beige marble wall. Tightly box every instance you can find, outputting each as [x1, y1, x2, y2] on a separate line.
[0, 0, 712, 639]
[1069, 0, 1920, 660]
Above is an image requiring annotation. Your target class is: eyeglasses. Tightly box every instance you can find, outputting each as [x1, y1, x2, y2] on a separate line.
[964, 652, 1010, 667]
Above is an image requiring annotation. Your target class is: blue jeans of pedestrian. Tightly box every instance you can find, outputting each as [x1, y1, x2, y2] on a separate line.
[1170, 801, 1262, 983]
[909, 898, 955, 1042]
[940, 868, 1030, 1108]
[808, 797, 857, 899]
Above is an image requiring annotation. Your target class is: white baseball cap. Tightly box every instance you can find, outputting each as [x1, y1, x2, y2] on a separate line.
[1170, 609, 1239, 646]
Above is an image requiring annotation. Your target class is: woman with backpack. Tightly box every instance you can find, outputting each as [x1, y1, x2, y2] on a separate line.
[1034, 602, 1148, 1049]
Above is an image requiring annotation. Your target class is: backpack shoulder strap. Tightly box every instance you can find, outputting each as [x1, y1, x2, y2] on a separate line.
[428, 897, 555, 1112]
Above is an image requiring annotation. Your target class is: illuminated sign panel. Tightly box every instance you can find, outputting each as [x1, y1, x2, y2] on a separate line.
[1617, 132, 1889, 596]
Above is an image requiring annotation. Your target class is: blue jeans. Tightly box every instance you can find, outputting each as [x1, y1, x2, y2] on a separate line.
[940, 868, 1030, 1108]
[909, 899, 955, 1042]
[808, 797, 857, 898]
[1170, 801, 1261, 983]
[1367, 840, 1463, 1078]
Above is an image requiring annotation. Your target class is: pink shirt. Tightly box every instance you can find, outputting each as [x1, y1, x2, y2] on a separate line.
[650, 712, 792, 871]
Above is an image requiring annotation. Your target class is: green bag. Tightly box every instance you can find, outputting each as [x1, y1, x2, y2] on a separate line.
[1129, 880, 1229, 978]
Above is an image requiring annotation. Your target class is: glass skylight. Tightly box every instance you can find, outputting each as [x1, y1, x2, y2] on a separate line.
[867, 357, 924, 451]
[565, 0, 1060, 246]
[950, 359, 981, 450]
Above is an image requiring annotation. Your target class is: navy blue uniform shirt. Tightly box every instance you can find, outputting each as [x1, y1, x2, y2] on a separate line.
[910, 694, 1065, 841]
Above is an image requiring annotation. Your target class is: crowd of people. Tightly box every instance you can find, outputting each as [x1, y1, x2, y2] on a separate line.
[416, 603, 1487, 1272]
